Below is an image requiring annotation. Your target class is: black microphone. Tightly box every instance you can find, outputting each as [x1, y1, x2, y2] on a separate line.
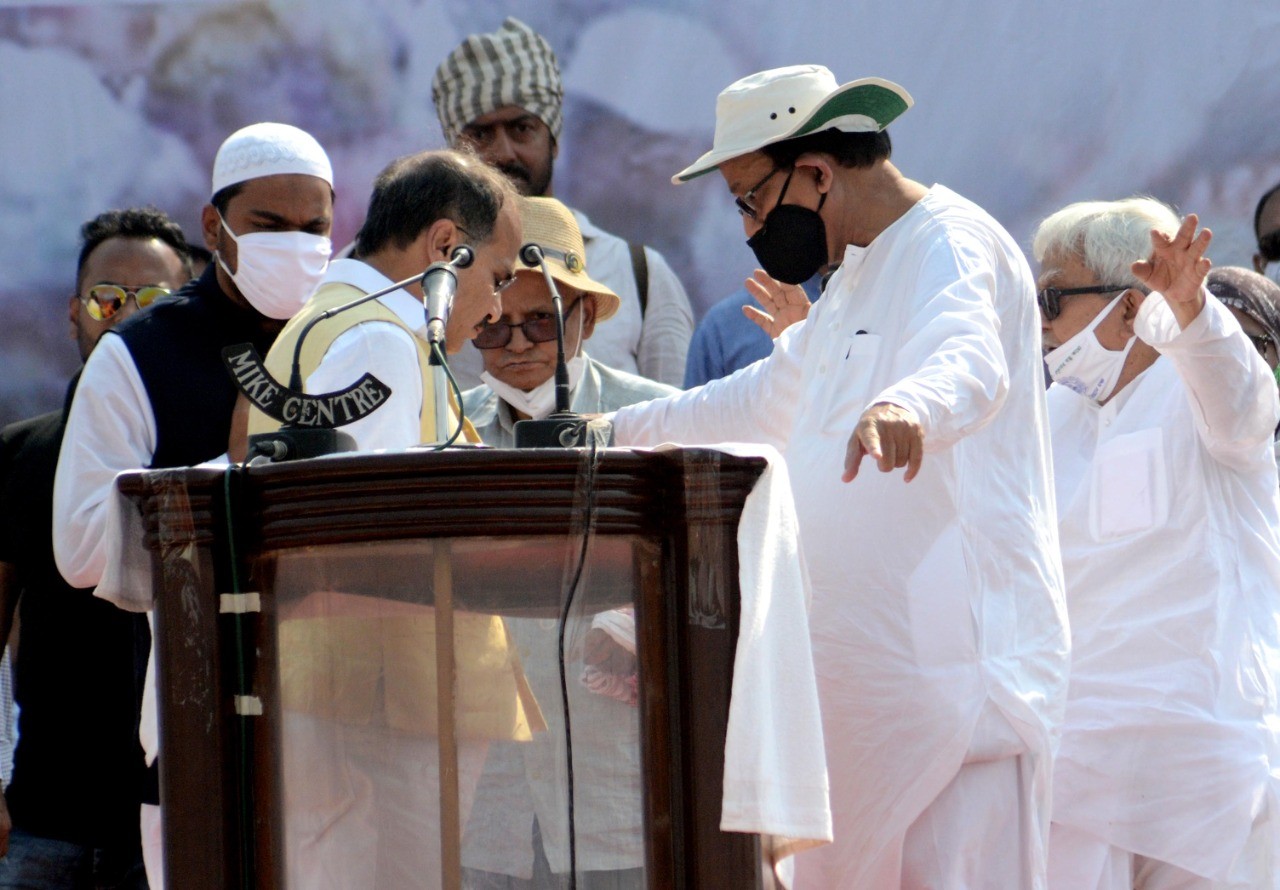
[513, 242, 587, 448]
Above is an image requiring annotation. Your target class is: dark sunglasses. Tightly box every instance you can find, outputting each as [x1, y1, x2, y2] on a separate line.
[80, 284, 170, 321]
[474, 298, 581, 350]
[1036, 284, 1129, 321]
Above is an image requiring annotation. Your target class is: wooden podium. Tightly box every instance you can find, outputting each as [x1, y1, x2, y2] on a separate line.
[118, 447, 776, 889]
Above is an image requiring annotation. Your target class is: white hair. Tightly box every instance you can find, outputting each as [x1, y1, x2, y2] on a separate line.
[1032, 196, 1181, 287]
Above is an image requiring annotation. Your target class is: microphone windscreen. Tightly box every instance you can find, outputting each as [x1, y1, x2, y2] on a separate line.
[520, 243, 543, 268]
[451, 245, 474, 268]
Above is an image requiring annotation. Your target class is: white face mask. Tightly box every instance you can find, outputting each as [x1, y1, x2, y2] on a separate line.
[216, 215, 331, 319]
[483, 355, 587, 420]
[1044, 290, 1137, 403]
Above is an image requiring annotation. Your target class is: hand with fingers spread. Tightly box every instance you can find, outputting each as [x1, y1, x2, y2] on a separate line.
[843, 401, 925, 483]
[742, 269, 812, 339]
[1130, 213, 1212, 327]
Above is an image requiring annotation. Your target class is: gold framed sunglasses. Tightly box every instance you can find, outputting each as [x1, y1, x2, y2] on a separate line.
[80, 284, 170, 321]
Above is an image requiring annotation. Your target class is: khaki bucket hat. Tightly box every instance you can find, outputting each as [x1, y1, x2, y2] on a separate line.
[516, 196, 621, 321]
[673, 64, 913, 183]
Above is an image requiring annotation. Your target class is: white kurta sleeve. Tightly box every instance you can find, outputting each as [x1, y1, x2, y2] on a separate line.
[634, 248, 694, 388]
[305, 321, 425, 452]
[53, 333, 157, 589]
[612, 315, 809, 450]
[1135, 292, 1280, 468]
[870, 258, 1010, 452]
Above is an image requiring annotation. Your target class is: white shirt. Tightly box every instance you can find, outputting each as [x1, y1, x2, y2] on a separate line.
[53, 331, 157, 589]
[444, 209, 695, 390]
[611, 185, 1069, 888]
[302, 259, 445, 450]
[1048, 293, 1280, 880]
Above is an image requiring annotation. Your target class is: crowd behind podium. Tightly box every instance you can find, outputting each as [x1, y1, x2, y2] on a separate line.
[2, 14, 1280, 890]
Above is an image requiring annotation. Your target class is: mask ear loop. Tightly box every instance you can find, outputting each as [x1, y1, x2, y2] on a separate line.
[214, 212, 240, 281]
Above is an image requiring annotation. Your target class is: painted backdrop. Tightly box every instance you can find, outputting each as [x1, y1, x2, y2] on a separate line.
[2, 0, 1279, 424]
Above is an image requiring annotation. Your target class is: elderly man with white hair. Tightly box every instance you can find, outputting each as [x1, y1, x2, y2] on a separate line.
[1035, 197, 1280, 888]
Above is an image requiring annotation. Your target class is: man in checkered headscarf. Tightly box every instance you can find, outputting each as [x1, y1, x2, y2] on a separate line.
[430, 17, 696, 390]
[432, 17, 564, 197]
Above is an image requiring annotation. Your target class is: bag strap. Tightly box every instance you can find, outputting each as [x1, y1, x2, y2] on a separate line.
[628, 241, 649, 318]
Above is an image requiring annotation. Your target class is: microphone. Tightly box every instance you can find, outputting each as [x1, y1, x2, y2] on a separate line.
[520, 243, 571, 414]
[425, 244, 474, 362]
[513, 242, 587, 448]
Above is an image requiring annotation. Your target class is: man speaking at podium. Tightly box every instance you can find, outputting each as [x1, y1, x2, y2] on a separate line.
[247, 149, 538, 890]
[608, 66, 1068, 888]
[248, 149, 522, 449]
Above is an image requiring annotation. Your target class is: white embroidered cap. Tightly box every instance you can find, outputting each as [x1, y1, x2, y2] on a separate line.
[211, 122, 333, 197]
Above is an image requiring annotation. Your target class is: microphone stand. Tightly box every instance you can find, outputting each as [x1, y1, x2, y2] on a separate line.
[513, 243, 588, 448]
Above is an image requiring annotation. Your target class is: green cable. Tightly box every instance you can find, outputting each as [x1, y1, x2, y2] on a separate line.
[431, 341, 466, 450]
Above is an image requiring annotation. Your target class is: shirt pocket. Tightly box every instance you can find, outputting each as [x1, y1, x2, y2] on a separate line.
[819, 333, 882, 436]
[1088, 427, 1169, 542]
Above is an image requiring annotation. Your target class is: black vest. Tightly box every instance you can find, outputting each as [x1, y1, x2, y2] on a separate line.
[113, 265, 277, 469]
[109, 268, 277, 806]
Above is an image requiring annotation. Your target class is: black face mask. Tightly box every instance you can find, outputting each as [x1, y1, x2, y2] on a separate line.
[746, 170, 829, 285]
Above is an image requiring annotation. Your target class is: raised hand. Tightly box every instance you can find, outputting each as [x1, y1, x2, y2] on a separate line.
[1131, 213, 1212, 318]
[742, 269, 812, 339]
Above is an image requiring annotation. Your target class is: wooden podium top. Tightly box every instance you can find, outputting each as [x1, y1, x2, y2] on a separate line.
[117, 445, 767, 553]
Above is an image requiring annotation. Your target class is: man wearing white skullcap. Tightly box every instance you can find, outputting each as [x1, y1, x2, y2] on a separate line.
[431, 17, 695, 391]
[607, 65, 1068, 887]
[52, 121, 334, 889]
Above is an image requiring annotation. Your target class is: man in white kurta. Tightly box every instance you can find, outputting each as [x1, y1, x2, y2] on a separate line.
[1035, 198, 1280, 888]
[610, 65, 1069, 888]
[52, 122, 337, 890]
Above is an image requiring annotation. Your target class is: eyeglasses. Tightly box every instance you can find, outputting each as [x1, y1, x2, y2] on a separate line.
[79, 284, 170, 321]
[453, 227, 517, 298]
[735, 167, 785, 220]
[473, 298, 581, 350]
[1036, 284, 1130, 321]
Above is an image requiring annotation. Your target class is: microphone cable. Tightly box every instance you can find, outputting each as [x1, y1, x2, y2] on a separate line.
[556, 429, 601, 889]
[429, 340, 467, 451]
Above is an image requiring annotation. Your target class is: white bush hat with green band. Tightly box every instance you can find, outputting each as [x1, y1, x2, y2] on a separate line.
[672, 65, 913, 184]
